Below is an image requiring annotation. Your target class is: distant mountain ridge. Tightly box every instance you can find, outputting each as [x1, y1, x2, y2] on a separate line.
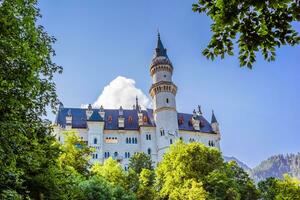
[224, 153, 300, 182]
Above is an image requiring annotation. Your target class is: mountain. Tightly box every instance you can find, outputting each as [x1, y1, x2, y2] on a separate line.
[250, 153, 300, 182]
[223, 156, 251, 172]
[224, 153, 300, 183]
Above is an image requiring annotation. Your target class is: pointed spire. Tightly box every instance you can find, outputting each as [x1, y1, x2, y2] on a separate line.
[154, 31, 168, 58]
[119, 106, 124, 116]
[135, 96, 139, 110]
[211, 110, 218, 123]
[198, 105, 203, 115]
[67, 109, 72, 116]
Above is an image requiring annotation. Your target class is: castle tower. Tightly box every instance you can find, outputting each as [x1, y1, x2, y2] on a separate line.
[149, 33, 178, 160]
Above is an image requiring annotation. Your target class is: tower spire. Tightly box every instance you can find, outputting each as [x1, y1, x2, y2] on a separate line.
[154, 32, 168, 58]
[211, 110, 218, 123]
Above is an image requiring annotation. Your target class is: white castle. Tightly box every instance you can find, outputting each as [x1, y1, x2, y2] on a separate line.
[54, 33, 221, 169]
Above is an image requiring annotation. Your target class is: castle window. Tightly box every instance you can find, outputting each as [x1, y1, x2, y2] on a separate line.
[114, 152, 118, 157]
[178, 116, 184, 125]
[166, 98, 169, 103]
[108, 115, 112, 123]
[147, 148, 151, 155]
[128, 116, 133, 124]
[143, 115, 148, 122]
[146, 134, 151, 140]
[125, 152, 131, 158]
[160, 128, 165, 136]
[126, 138, 128, 143]
[104, 152, 110, 158]
[105, 137, 118, 144]
[129, 137, 131, 144]
[164, 74, 167, 78]
[58, 136, 60, 141]
[94, 138, 97, 144]
[170, 139, 173, 144]
[180, 137, 183, 141]
[134, 137, 138, 144]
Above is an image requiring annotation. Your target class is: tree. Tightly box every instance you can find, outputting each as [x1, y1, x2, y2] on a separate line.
[59, 131, 93, 176]
[0, 0, 62, 198]
[136, 169, 156, 200]
[128, 152, 153, 174]
[155, 141, 223, 199]
[258, 177, 279, 200]
[205, 161, 259, 200]
[155, 141, 259, 199]
[192, 0, 300, 68]
[91, 157, 127, 188]
[258, 174, 300, 200]
[79, 176, 113, 200]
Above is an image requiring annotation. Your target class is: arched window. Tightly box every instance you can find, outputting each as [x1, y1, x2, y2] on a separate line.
[146, 134, 149, 140]
[170, 139, 173, 144]
[134, 138, 137, 144]
[147, 148, 151, 155]
[166, 98, 169, 103]
[129, 138, 131, 144]
[114, 152, 118, 157]
[126, 138, 128, 143]
[149, 134, 151, 140]
[94, 138, 97, 144]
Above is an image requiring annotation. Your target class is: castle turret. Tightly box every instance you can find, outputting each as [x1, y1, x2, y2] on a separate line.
[211, 110, 219, 134]
[149, 33, 178, 160]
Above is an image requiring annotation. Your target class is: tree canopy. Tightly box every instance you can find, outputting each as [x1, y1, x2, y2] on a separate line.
[193, 0, 300, 68]
[0, 0, 62, 198]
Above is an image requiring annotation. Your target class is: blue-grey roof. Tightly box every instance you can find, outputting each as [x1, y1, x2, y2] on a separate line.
[154, 32, 168, 58]
[56, 108, 214, 133]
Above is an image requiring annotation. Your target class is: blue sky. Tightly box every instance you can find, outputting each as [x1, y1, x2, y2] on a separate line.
[39, 0, 300, 167]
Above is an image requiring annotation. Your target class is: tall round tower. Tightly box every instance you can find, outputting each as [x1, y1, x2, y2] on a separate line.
[149, 33, 178, 161]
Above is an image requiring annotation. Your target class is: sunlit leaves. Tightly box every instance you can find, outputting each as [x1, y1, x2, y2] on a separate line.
[193, 0, 300, 68]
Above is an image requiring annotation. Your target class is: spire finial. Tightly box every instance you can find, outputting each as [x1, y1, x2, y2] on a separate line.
[157, 28, 160, 38]
[198, 105, 202, 115]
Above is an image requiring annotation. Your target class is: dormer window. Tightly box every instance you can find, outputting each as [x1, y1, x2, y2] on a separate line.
[128, 116, 133, 124]
[143, 115, 148, 123]
[178, 116, 184, 125]
[108, 115, 112, 123]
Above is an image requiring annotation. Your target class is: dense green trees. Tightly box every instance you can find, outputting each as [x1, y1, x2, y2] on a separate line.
[0, 0, 62, 198]
[156, 141, 259, 199]
[192, 0, 300, 68]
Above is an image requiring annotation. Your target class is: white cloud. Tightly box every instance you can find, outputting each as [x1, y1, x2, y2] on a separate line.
[82, 76, 151, 109]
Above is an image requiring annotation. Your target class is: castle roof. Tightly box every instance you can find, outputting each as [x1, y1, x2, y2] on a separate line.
[55, 108, 215, 133]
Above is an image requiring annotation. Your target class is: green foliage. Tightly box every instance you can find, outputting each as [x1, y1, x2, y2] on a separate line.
[129, 152, 153, 174]
[59, 131, 93, 176]
[169, 179, 206, 200]
[136, 169, 156, 200]
[155, 141, 258, 199]
[79, 176, 113, 200]
[0, 0, 62, 198]
[192, 0, 300, 68]
[258, 174, 300, 200]
[92, 157, 127, 188]
[155, 141, 223, 198]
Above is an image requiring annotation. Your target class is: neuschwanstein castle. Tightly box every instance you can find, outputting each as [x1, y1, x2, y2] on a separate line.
[54, 34, 221, 169]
